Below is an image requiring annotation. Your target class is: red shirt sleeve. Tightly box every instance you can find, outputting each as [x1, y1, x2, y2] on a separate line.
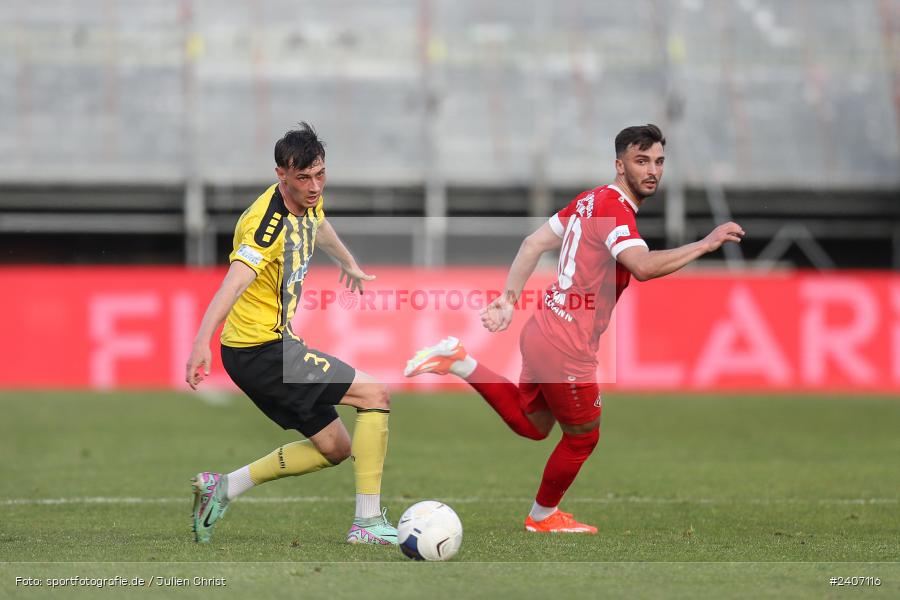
[548, 190, 592, 238]
[602, 197, 647, 260]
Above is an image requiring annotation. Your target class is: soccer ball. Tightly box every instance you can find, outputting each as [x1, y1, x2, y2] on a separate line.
[397, 501, 463, 561]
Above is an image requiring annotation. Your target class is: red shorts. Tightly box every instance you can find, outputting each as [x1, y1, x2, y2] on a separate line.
[517, 317, 601, 426]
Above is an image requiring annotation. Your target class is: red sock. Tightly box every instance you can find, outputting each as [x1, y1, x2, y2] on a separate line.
[466, 364, 545, 440]
[535, 429, 600, 507]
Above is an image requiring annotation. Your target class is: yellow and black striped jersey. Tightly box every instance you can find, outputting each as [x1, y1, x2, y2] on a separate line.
[221, 182, 325, 348]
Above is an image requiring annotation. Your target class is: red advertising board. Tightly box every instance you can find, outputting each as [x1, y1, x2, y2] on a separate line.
[0, 266, 897, 393]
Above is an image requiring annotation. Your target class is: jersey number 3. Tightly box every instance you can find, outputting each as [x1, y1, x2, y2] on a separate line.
[557, 215, 582, 290]
[304, 352, 331, 373]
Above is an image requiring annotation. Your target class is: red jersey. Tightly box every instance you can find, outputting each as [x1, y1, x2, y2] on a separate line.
[533, 184, 647, 362]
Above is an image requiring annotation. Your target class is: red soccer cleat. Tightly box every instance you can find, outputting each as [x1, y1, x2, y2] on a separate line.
[524, 510, 598, 534]
[404, 337, 467, 377]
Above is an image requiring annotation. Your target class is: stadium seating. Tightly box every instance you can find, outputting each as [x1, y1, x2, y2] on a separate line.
[1, 0, 897, 267]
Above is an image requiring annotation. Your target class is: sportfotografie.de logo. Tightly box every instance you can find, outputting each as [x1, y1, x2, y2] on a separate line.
[298, 288, 599, 312]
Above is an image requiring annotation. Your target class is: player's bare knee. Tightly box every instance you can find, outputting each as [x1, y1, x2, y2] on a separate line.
[360, 384, 390, 411]
[323, 441, 352, 465]
[311, 430, 352, 465]
[324, 451, 349, 465]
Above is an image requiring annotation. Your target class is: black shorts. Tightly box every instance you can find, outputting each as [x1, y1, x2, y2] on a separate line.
[221, 338, 356, 438]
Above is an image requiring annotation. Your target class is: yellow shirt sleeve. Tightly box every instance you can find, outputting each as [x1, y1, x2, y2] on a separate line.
[228, 209, 282, 274]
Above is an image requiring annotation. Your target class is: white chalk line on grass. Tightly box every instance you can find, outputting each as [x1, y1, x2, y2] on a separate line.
[1, 496, 897, 507]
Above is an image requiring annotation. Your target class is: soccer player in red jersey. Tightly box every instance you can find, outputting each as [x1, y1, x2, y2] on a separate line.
[405, 124, 745, 533]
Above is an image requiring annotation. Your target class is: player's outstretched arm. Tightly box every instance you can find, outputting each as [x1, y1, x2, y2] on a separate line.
[481, 222, 563, 332]
[185, 261, 257, 389]
[316, 218, 375, 293]
[616, 221, 745, 282]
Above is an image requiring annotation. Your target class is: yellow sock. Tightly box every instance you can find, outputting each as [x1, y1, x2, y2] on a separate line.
[248, 440, 333, 484]
[352, 409, 390, 494]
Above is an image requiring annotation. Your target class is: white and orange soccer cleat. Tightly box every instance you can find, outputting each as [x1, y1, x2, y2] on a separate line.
[404, 337, 468, 377]
[524, 510, 598, 534]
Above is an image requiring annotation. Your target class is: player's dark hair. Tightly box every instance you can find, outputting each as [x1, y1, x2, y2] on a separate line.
[274, 122, 326, 170]
[615, 124, 666, 157]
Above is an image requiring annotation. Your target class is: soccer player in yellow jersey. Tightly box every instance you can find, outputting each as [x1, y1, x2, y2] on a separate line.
[185, 123, 397, 545]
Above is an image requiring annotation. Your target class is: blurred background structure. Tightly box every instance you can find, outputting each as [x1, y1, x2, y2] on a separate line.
[1, 0, 899, 268]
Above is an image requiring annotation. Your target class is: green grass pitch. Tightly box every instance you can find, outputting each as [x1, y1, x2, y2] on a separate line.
[1, 390, 898, 599]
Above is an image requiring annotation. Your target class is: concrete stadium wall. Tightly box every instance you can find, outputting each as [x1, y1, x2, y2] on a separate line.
[1, 0, 898, 189]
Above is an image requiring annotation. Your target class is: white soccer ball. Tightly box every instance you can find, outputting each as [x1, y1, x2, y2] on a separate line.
[397, 500, 463, 561]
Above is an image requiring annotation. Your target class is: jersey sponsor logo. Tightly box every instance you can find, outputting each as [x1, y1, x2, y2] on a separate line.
[604, 225, 631, 250]
[544, 290, 574, 322]
[552, 290, 567, 306]
[285, 264, 309, 288]
[236, 244, 263, 266]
